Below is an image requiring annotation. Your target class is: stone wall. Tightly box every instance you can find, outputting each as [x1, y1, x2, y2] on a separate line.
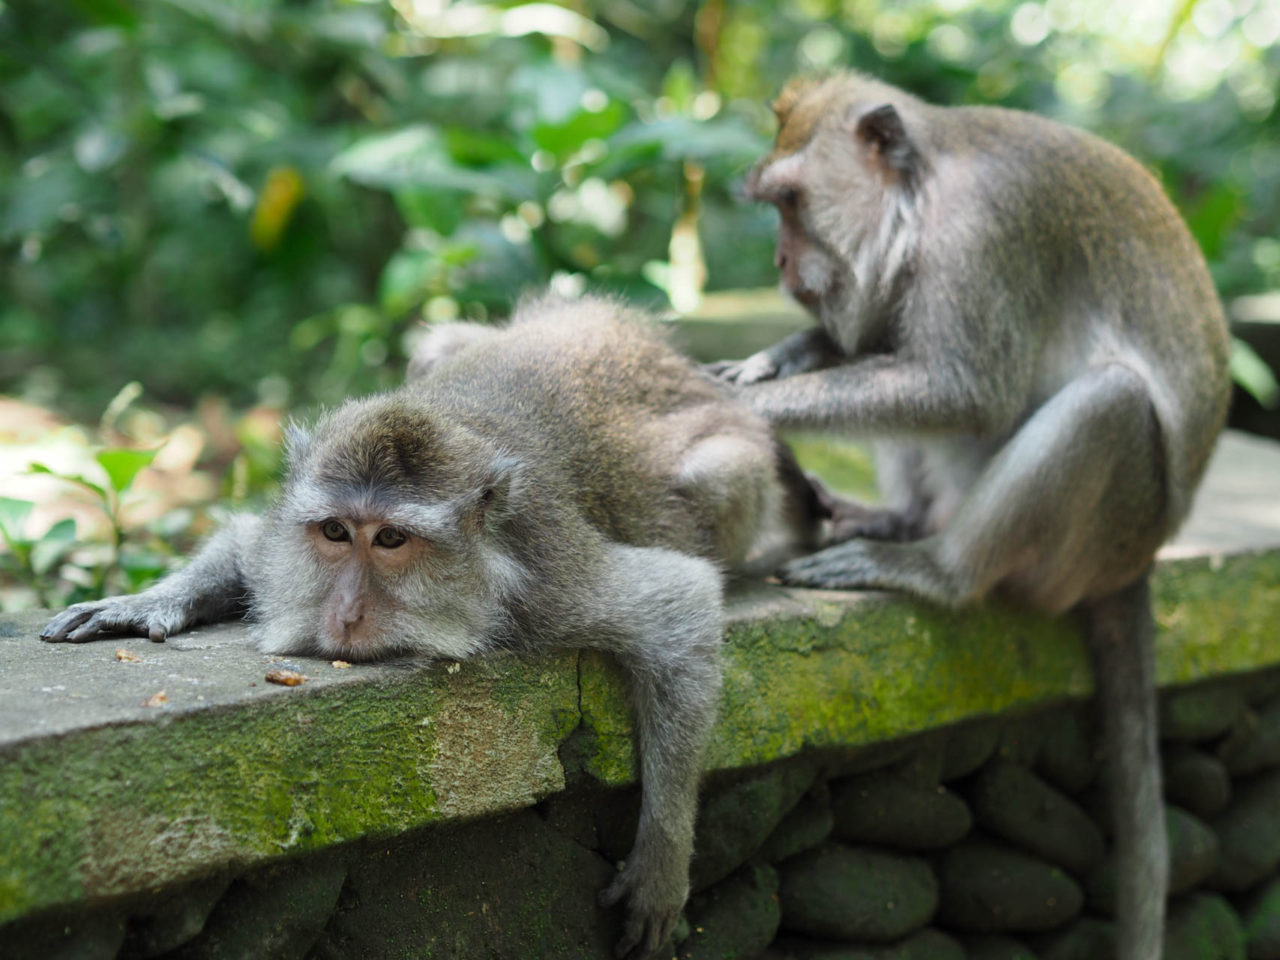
[6, 671, 1280, 960]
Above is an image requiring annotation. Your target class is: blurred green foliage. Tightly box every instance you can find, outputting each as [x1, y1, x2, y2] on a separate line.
[2, 0, 1279, 419]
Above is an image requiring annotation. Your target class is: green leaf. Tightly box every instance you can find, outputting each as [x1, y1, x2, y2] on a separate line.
[64, 0, 139, 28]
[533, 100, 627, 159]
[443, 128, 526, 167]
[395, 188, 468, 237]
[28, 463, 108, 503]
[95, 448, 158, 495]
[379, 249, 439, 317]
[604, 117, 765, 173]
[0, 498, 34, 549]
[32, 518, 78, 576]
[332, 127, 527, 199]
[1230, 337, 1280, 410]
[1184, 182, 1242, 261]
[118, 548, 169, 591]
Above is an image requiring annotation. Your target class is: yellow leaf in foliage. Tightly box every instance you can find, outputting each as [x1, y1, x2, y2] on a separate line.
[251, 166, 305, 252]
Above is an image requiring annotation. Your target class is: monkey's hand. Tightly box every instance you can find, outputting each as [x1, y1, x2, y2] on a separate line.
[704, 328, 842, 386]
[40, 588, 199, 644]
[598, 858, 686, 959]
[702, 350, 780, 385]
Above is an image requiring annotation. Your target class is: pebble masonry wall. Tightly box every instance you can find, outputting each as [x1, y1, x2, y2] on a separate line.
[6, 667, 1280, 960]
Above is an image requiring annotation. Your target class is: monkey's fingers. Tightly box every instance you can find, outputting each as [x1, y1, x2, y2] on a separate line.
[615, 910, 676, 960]
[700, 360, 734, 378]
[65, 606, 149, 643]
[597, 874, 626, 909]
[778, 543, 868, 590]
[40, 606, 97, 642]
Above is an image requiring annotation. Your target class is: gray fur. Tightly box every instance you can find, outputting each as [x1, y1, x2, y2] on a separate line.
[715, 73, 1232, 960]
[41, 293, 823, 959]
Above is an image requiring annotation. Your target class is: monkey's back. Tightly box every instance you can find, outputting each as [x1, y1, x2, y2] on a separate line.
[408, 295, 775, 560]
[922, 99, 1231, 532]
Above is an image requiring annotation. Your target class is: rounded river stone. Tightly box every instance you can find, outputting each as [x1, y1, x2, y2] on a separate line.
[1164, 892, 1245, 960]
[1030, 917, 1116, 960]
[938, 838, 1083, 933]
[942, 720, 1001, 781]
[1036, 708, 1098, 795]
[763, 928, 963, 960]
[1210, 770, 1280, 891]
[760, 786, 834, 863]
[1242, 876, 1280, 960]
[1217, 700, 1280, 776]
[830, 772, 972, 850]
[962, 933, 1038, 960]
[778, 844, 937, 943]
[1164, 745, 1232, 820]
[680, 861, 780, 960]
[969, 761, 1104, 877]
[1160, 684, 1245, 743]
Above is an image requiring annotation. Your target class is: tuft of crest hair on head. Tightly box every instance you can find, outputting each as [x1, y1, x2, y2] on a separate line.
[771, 76, 822, 127]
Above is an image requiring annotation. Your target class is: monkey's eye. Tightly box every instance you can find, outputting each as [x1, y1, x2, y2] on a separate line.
[320, 520, 349, 542]
[777, 187, 799, 210]
[374, 526, 408, 549]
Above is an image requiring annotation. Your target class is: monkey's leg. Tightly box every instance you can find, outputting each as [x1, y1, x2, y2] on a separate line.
[779, 364, 1164, 612]
[1084, 575, 1166, 960]
[781, 365, 1168, 960]
[41, 514, 261, 643]
[588, 544, 724, 960]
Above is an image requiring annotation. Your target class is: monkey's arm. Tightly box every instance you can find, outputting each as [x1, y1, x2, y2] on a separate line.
[584, 544, 724, 960]
[704, 327, 842, 385]
[41, 514, 261, 643]
[740, 352, 1010, 435]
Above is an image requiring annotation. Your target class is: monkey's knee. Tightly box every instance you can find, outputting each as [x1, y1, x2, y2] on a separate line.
[674, 434, 777, 565]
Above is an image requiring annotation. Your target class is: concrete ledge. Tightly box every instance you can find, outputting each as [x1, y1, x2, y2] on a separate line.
[2, 431, 1278, 927]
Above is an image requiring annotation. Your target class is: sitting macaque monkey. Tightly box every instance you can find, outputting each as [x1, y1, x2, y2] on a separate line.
[709, 73, 1231, 960]
[41, 294, 823, 958]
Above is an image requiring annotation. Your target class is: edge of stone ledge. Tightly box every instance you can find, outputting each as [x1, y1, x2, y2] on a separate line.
[2, 547, 1279, 924]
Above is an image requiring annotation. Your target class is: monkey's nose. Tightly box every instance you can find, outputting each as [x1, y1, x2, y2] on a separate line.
[775, 247, 788, 271]
[337, 603, 365, 639]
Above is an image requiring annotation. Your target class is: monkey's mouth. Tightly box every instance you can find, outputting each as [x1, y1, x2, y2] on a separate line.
[787, 283, 821, 308]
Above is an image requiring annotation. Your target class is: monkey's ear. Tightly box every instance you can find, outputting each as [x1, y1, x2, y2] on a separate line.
[855, 103, 920, 183]
[472, 455, 525, 528]
[283, 423, 313, 468]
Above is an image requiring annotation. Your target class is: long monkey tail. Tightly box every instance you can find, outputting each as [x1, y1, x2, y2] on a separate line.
[1082, 573, 1167, 960]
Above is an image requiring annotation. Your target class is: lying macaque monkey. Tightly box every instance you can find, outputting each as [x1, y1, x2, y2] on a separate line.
[41, 293, 824, 958]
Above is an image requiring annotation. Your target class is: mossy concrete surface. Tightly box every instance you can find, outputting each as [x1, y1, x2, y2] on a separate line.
[2, 433, 1279, 927]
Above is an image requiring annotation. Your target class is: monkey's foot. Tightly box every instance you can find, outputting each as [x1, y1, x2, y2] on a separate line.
[598, 862, 685, 960]
[779, 540, 892, 591]
[806, 477, 918, 544]
[780, 540, 960, 607]
[40, 594, 190, 644]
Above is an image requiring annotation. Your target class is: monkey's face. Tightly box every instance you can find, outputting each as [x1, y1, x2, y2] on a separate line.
[746, 154, 844, 311]
[749, 77, 922, 335]
[252, 496, 504, 662]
